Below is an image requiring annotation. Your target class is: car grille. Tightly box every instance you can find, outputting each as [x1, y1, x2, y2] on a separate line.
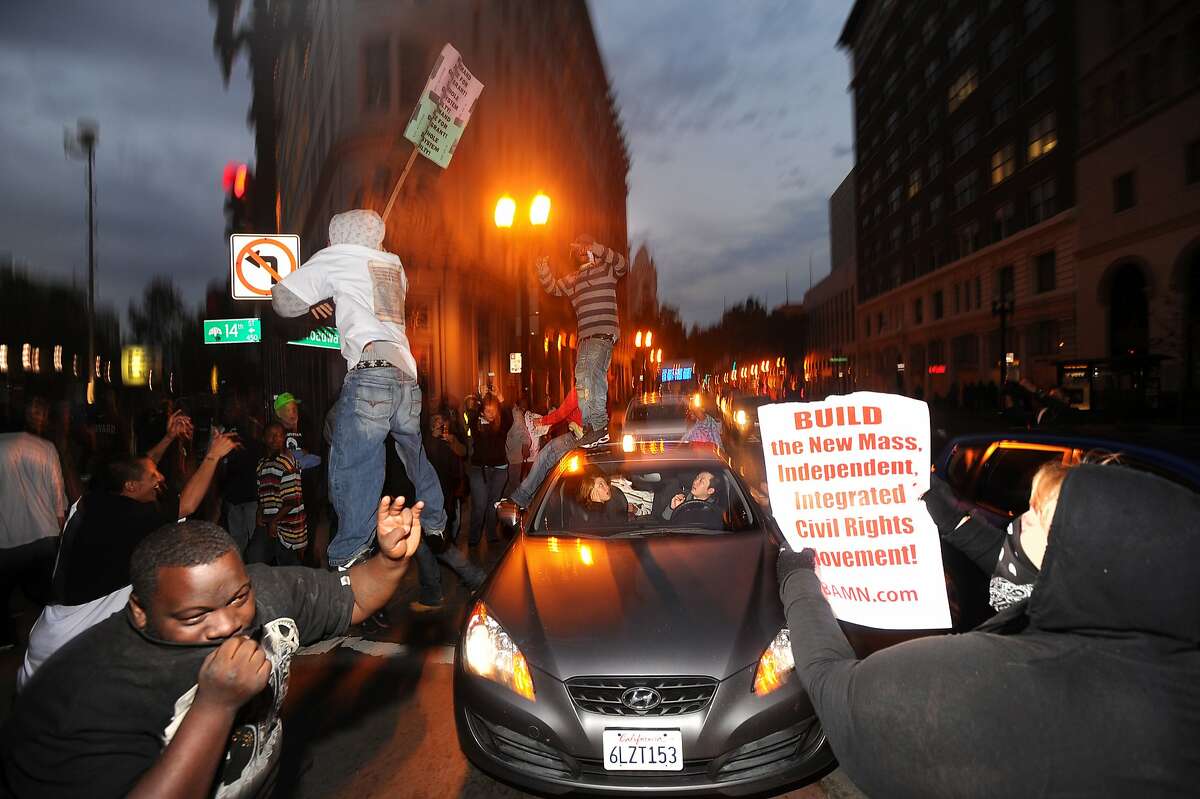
[467, 711, 579, 779]
[566, 676, 718, 717]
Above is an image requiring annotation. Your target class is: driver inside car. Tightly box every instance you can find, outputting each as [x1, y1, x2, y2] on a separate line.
[661, 471, 724, 528]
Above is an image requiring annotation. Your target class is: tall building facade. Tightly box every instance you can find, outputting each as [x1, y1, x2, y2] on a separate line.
[1074, 0, 1200, 412]
[272, 0, 629, 408]
[803, 169, 857, 398]
[840, 0, 1078, 400]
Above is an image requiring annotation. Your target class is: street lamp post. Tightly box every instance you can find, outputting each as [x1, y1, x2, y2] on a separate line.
[495, 193, 550, 401]
[65, 119, 99, 404]
[992, 295, 1015, 389]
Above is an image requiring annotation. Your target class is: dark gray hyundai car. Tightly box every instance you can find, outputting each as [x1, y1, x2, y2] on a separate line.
[453, 444, 835, 796]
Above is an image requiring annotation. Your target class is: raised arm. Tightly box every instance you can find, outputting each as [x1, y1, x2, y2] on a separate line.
[346, 497, 423, 623]
[536, 256, 573, 297]
[145, 411, 193, 465]
[541, 388, 579, 427]
[179, 432, 240, 518]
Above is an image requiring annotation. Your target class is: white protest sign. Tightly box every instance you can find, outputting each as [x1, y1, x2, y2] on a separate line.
[402, 43, 484, 169]
[760, 392, 951, 630]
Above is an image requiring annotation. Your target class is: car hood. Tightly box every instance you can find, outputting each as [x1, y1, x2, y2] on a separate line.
[483, 531, 783, 681]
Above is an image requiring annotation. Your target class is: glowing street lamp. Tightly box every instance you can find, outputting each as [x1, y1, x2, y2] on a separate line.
[530, 193, 551, 226]
[494, 195, 516, 228]
[635, 330, 643, 347]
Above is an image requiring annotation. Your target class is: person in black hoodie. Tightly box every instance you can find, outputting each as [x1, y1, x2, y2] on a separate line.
[777, 464, 1200, 797]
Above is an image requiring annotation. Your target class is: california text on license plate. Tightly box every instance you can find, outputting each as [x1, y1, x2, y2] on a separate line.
[602, 729, 683, 771]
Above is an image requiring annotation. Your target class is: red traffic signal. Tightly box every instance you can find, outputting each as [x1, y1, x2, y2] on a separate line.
[222, 161, 249, 199]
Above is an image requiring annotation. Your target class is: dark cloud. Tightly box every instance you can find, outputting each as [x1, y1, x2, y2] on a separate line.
[0, 0, 254, 323]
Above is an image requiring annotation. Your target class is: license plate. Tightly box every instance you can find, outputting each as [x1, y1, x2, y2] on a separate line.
[602, 729, 683, 771]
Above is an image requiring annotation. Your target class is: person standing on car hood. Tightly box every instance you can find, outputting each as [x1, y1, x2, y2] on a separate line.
[777, 464, 1200, 797]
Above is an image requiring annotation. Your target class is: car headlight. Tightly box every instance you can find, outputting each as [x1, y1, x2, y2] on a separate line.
[736, 409, 748, 428]
[464, 602, 535, 701]
[752, 628, 794, 696]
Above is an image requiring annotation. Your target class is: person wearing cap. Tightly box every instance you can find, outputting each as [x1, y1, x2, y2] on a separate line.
[272, 392, 321, 471]
[269, 209, 447, 569]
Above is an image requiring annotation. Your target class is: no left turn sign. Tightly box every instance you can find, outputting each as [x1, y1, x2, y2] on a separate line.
[229, 234, 300, 300]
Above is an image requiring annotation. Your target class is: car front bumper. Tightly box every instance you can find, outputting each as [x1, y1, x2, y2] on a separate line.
[453, 657, 835, 796]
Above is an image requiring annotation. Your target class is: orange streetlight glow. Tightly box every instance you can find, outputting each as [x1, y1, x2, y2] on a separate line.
[530, 193, 551, 225]
[494, 196, 516, 228]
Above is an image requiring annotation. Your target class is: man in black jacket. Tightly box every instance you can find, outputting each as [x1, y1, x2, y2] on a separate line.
[777, 465, 1200, 797]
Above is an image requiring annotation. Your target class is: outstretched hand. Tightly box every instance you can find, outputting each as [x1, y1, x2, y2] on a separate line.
[376, 496, 423, 562]
[776, 546, 817, 589]
[921, 476, 968, 534]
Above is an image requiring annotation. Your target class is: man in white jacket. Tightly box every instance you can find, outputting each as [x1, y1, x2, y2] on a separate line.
[271, 210, 445, 569]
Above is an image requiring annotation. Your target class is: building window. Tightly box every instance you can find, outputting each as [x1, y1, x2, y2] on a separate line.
[989, 25, 1013, 72]
[948, 67, 978, 114]
[975, 276, 983, 308]
[996, 264, 1015, 301]
[992, 201, 1017, 241]
[991, 143, 1016, 185]
[928, 149, 943, 179]
[907, 84, 921, 113]
[1113, 171, 1136, 211]
[953, 334, 979, 366]
[884, 72, 899, 98]
[991, 85, 1014, 128]
[1024, 0, 1051, 34]
[363, 38, 391, 111]
[908, 168, 923, 199]
[911, 209, 923, 237]
[1136, 52, 1154, 109]
[933, 290, 945, 320]
[890, 224, 903, 252]
[949, 14, 976, 58]
[1035, 251, 1056, 293]
[1024, 48, 1055, 99]
[953, 171, 979, 210]
[909, 127, 922, 154]
[957, 220, 982, 257]
[954, 283, 962, 314]
[1187, 139, 1200, 185]
[925, 58, 942, 89]
[1029, 319, 1059, 356]
[1027, 112, 1057, 161]
[1113, 71, 1129, 122]
[923, 15, 939, 44]
[878, 312, 885, 332]
[930, 194, 944, 224]
[887, 149, 901, 176]
[952, 117, 978, 160]
[914, 297, 924, 324]
[1029, 177, 1058, 224]
[889, 185, 902, 214]
[886, 110, 900, 136]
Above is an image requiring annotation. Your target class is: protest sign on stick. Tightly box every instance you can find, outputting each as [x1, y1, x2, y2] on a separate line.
[759, 392, 951, 630]
[382, 43, 484, 223]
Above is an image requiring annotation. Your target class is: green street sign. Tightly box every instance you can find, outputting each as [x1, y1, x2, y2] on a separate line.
[288, 327, 340, 350]
[204, 318, 261, 345]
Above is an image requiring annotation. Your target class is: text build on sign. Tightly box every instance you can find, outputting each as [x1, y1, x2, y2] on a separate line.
[759, 392, 951, 630]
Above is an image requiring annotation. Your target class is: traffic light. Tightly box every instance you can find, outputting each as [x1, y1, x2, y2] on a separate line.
[222, 161, 252, 236]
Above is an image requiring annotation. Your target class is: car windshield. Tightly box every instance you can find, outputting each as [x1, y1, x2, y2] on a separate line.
[530, 462, 759, 537]
[627, 402, 689, 422]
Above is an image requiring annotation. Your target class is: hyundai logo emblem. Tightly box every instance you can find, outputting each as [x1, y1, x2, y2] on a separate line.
[620, 686, 662, 712]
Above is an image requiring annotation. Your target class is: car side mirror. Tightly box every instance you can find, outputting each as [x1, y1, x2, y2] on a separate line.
[496, 499, 524, 538]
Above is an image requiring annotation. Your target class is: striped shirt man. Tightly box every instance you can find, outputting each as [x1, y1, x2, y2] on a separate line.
[257, 450, 307, 550]
[536, 242, 628, 342]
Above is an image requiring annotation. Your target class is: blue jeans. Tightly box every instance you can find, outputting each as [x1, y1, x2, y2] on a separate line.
[576, 336, 613, 431]
[468, 465, 508, 545]
[414, 540, 487, 604]
[327, 368, 446, 568]
[511, 432, 576, 507]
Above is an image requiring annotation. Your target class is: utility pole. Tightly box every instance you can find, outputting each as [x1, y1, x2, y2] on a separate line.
[65, 119, 99, 404]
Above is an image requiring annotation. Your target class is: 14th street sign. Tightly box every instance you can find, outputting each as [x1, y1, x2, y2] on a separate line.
[204, 318, 261, 345]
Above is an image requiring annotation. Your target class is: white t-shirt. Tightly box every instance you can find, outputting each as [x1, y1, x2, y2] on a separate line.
[0, 433, 65, 549]
[277, 243, 419, 376]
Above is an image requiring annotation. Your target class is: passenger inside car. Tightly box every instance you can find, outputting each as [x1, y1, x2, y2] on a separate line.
[569, 469, 633, 525]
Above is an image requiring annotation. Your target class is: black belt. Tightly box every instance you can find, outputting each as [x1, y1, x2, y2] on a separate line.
[352, 359, 394, 370]
[581, 333, 615, 343]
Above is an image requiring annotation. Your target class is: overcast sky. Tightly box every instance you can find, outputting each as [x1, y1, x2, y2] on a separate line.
[590, 0, 855, 326]
[0, 0, 852, 330]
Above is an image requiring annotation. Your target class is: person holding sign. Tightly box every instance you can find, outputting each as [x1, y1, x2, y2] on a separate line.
[536, 235, 628, 449]
[775, 464, 1200, 797]
[270, 210, 446, 569]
